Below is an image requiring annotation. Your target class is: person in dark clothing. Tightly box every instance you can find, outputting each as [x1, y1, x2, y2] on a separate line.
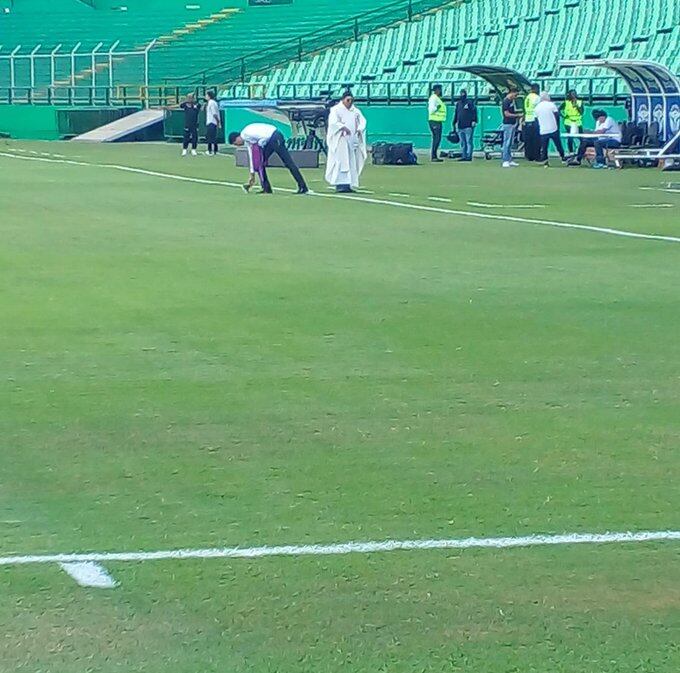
[229, 123, 308, 194]
[453, 89, 478, 161]
[179, 93, 201, 156]
[501, 88, 523, 167]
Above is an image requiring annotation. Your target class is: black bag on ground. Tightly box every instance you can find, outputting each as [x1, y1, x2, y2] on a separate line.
[372, 142, 417, 165]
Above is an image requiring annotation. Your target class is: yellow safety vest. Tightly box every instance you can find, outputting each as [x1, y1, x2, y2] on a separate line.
[524, 93, 539, 122]
[563, 99, 583, 125]
[428, 95, 447, 123]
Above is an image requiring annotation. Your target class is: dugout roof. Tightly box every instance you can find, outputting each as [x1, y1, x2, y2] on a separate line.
[439, 64, 533, 95]
[559, 59, 680, 141]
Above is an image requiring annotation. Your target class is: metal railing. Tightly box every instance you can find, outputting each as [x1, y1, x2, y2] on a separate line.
[0, 76, 629, 108]
[226, 75, 626, 105]
[0, 40, 156, 96]
[162, 0, 460, 85]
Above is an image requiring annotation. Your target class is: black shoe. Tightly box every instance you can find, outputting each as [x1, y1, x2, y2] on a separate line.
[296, 186, 309, 194]
[432, 158, 444, 163]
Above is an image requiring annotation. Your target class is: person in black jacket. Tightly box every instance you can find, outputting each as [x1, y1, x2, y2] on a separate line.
[179, 93, 201, 156]
[453, 89, 478, 161]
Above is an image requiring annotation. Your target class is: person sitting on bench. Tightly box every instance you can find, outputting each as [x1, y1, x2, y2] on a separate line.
[569, 110, 622, 168]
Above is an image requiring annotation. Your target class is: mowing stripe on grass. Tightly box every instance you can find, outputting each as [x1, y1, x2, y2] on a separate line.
[1, 530, 679, 567]
[2, 151, 680, 245]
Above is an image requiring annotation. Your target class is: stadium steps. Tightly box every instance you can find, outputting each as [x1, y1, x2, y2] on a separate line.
[72, 108, 166, 142]
[47, 6, 240, 88]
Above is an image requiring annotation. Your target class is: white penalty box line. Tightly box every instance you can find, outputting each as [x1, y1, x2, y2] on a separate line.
[1, 530, 679, 588]
[1, 150, 679, 245]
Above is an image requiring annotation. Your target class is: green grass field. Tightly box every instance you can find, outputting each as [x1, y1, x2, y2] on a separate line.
[1, 140, 679, 672]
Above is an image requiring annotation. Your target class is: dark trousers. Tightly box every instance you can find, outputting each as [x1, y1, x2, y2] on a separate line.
[565, 124, 583, 153]
[261, 130, 307, 193]
[182, 126, 198, 150]
[539, 130, 566, 162]
[524, 121, 540, 160]
[429, 121, 442, 160]
[574, 137, 621, 163]
[594, 138, 621, 164]
[206, 123, 218, 153]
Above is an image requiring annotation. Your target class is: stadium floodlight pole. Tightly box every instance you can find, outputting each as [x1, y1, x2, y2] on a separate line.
[91, 42, 103, 89]
[108, 40, 120, 90]
[50, 44, 62, 88]
[29, 44, 41, 89]
[70, 42, 81, 87]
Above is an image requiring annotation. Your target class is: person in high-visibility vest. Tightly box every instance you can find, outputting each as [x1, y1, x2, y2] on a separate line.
[560, 89, 584, 153]
[523, 84, 540, 161]
[428, 84, 447, 162]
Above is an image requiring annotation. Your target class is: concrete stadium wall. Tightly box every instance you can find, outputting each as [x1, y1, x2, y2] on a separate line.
[0, 106, 61, 140]
[1, 103, 627, 147]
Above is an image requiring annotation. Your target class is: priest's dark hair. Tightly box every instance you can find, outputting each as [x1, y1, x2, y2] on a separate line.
[228, 131, 240, 144]
[341, 90, 353, 99]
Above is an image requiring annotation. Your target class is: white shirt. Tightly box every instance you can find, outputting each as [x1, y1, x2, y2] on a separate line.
[206, 99, 220, 126]
[241, 123, 278, 172]
[534, 100, 559, 135]
[595, 116, 622, 142]
[428, 94, 440, 115]
[241, 123, 277, 148]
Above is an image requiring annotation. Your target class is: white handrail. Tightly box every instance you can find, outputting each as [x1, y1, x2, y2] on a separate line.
[108, 40, 120, 88]
[9, 45, 20, 89]
[143, 39, 157, 104]
[70, 42, 81, 86]
[50, 44, 62, 87]
[29, 43, 41, 88]
[91, 41, 103, 87]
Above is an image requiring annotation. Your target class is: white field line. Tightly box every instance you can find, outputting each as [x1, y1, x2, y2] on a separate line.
[630, 204, 674, 208]
[428, 196, 452, 203]
[60, 562, 117, 588]
[1, 530, 679, 567]
[388, 192, 410, 197]
[2, 151, 680, 245]
[467, 201, 546, 209]
[639, 186, 680, 194]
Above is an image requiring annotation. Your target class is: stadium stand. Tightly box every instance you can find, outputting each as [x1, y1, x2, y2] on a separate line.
[0, 0, 677, 102]
[0, 0, 426, 92]
[249, 0, 680, 98]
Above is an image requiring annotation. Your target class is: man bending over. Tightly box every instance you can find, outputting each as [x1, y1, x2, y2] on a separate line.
[229, 123, 308, 194]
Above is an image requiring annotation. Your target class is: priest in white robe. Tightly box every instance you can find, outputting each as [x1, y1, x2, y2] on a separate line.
[325, 91, 367, 193]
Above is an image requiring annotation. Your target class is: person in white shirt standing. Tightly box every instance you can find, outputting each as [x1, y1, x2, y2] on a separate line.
[228, 123, 308, 194]
[205, 90, 221, 156]
[325, 91, 367, 193]
[534, 91, 566, 166]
